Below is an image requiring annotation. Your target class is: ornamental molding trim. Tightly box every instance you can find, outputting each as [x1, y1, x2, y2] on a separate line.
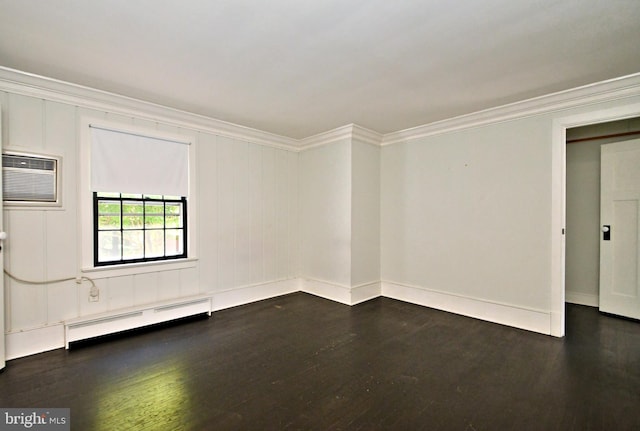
[382, 73, 640, 146]
[2, 67, 639, 150]
[298, 123, 383, 150]
[0, 67, 298, 151]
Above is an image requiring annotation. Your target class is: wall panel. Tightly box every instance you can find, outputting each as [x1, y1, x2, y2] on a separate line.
[158, 270, 181, 301]
[262, 146, 277, 281]
[7, 93, 43, 150]
[107, 276, 135, 311]
[275, 149, 289, 280]
[233, 141, 251, 288]
[133, 272, 158, 305]
[216, 135, 237, 290]
[179, 267, 200, 296]
[287, 151, 299, 278]
[196, 131, 218, 292]
[299, 140, 351, 286]
[248, 144, 264, 284]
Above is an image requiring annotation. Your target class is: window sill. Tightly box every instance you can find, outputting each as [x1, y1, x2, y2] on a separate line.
[81, 257, 198, 279]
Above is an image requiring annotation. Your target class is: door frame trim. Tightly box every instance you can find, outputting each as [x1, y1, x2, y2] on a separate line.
[551, 102, 640, 337]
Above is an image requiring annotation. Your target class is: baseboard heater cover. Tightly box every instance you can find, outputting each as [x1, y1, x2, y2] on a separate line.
[64, 295, 213, 348]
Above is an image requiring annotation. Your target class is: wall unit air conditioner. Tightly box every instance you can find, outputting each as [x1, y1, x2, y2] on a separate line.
[2, 152, 61, 206]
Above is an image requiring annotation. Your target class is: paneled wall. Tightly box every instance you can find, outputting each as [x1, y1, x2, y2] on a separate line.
[0, 91, 298, 347]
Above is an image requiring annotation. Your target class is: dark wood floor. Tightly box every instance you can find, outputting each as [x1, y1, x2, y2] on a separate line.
[1, 293, 639, 430]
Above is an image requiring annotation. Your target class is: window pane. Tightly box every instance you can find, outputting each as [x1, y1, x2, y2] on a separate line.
[123, 230, 144, 260]
[94, 193, 187, 266]
[98, 231, 121, 262]
[165, 202, 181, 215]
[145, 230, 165, 258]
[122, 201, 143, 229]
[145, 202, 164, 228]
[165, 229, 184, 256]
[97, 192, 120, 198]
[98, 216, 121, 230]
[98, 201, 121, 215]
[144, 194, 163, 200]
[165, 216, 180, 228]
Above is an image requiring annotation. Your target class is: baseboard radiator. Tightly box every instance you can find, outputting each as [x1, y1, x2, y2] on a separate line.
[64, 295, 213, 348]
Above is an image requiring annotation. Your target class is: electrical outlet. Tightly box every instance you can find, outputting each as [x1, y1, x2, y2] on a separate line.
[89, 287, 100, 302]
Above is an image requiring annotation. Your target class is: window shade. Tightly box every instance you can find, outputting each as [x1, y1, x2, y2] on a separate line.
[90, 126, 189, 196]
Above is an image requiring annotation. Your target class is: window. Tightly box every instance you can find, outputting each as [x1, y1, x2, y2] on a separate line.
[94, 193, 187, 266]
[87, 125, 192, 269]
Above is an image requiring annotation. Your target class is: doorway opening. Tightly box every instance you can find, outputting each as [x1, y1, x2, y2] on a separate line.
[552, 103, 640, 337]
[565, 118, 640, 309]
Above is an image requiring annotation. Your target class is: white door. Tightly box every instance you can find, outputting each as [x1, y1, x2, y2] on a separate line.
[599, 138, 640, 319]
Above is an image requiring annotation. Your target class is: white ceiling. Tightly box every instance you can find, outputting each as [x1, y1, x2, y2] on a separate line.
[1, 0, 639, 139]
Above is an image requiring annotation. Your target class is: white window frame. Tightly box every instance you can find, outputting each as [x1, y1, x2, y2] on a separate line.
[79, 116, 198, 278]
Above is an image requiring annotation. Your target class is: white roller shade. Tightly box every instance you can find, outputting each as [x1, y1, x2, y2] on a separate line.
[90, 126, 189, 196]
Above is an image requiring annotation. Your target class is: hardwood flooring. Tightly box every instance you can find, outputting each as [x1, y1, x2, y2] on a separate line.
[1, 292, 639, 430]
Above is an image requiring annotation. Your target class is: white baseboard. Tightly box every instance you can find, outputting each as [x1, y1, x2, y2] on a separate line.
[212, 278, 300, 311]
[64, 294, 213, 348]
[382, 281, 552, 335]
[300, 279, 381, 305]
[6, 277, 561, 361]
[6, 325, 65, 361]
[351, 281, 382, 305]
[565, 291, 599, 307]
[5, 279, 299, 361]
[300, 278, 352, 305]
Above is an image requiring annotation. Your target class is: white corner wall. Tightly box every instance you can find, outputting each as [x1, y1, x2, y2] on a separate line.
[299, 139, 352, 292]
[351, 139, 381, 296]
[298, 133, 381, 305]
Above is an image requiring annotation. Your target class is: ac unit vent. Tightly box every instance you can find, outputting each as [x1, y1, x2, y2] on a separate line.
[2, 153, 59, 204]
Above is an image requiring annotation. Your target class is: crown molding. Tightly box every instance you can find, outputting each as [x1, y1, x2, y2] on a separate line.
[381, 72, 640, 146]
[298, 124, 383, 151]
[351, 124, 384, 147]
[2, 67, 639, 151]
[0, 67, 298, 151]
[298, 124, 355, 150]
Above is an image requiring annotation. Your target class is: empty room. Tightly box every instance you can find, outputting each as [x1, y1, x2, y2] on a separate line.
[0, 1, 639, 430]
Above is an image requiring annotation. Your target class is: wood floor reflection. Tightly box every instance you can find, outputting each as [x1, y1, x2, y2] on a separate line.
[1, 292, 639, 430]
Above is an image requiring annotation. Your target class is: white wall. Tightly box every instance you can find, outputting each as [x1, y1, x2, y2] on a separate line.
[298, 135, 381, 304]
[299, 139, 352, 287]
[351, 139, 380, 288]
[381, 92, 640, 334]
[0, 90, 299, 358]
[381, 118, 551, 310]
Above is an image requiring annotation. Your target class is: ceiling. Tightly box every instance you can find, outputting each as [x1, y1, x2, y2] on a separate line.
[1, 0, 639, 139]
